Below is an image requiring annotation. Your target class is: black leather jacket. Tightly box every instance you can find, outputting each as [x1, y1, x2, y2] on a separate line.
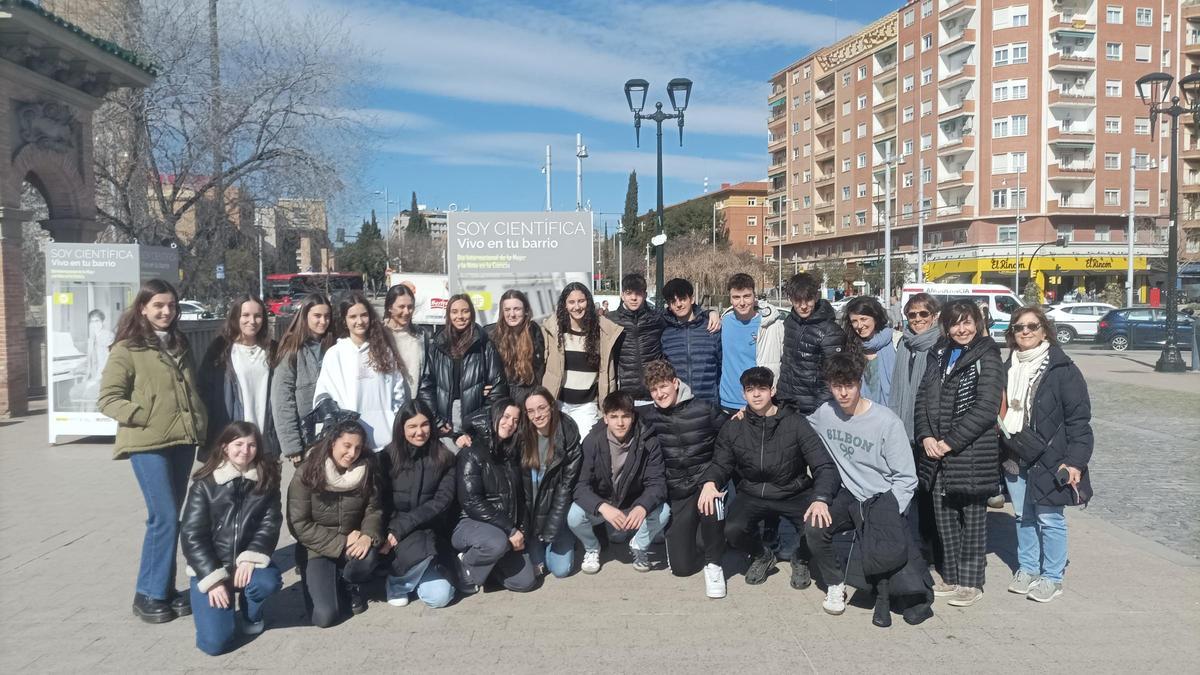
[609, 303, 666, 400]
[521, 415, 583, 542]
[776, 301, 846, 414]
[419, 326, 508, 431]
[180, 466, 282, 588]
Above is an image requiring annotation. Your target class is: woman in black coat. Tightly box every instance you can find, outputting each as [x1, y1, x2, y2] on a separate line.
[180, 421, 282, 655]
[198, 295, 278, 458]
[520, 387, 583, 579]
[452, 399, 538, 593]
[377, 400, 457, 609]
[914, 299, 1003, 608]
[485, 289, 546, 406]
[998, 307, 1093, 604]
[419, 294, 508, 443]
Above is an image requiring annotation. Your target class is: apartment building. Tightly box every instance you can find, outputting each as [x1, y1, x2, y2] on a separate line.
[768, 0, 1190, 300]
[713, 181, 772, 257]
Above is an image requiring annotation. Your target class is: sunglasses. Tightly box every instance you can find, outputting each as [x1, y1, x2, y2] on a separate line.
[906, 310, 932, 319]
[1012, 322, 1044, 333]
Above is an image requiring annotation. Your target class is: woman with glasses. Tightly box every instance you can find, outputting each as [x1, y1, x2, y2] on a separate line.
[520, 387, 583, 579]
[888, 293, 942, 570]
[998, 307, 1093, 604]
[914, 300, 1003, 608]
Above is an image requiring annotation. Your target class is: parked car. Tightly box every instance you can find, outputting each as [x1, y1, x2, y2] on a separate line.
[1094, 308, 1196, 351]
[178, 300, 214, 321]
[1044, 302, 1117, 344]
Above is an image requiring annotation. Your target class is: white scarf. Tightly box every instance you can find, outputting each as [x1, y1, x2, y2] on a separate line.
[323, 457, 366, 492]
[1002, 340, 1050, 434]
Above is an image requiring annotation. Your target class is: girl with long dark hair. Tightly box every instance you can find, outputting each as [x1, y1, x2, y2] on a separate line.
[486, 289, 546, 406]
[270, 293, 333, 463]
[98, 278, 207, 624]
[286, 420, 382, 626]
[520, 387, 583, 579]
[541, 282, 622, 435]
[314, 292, 408, 450]
[180, 421, 282, 654]
[198, 295, 276, 456]
[452, 398, 538, 593]
[840, 296, 896, 406]
[418, 294, 507, 444]
[377, 400, 457, 609]
[384, 284, 428, 397]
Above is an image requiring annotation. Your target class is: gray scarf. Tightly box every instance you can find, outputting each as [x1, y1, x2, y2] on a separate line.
[888, 325, 941, 442]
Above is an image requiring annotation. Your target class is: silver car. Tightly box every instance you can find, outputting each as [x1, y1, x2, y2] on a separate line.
[1044, 302, 1116, 344]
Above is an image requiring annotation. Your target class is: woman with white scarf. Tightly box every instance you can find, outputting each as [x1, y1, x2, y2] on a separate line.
[999, 306, 1093, 605]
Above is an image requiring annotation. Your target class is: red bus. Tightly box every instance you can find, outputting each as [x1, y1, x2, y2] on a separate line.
[265, 272, 364, 316]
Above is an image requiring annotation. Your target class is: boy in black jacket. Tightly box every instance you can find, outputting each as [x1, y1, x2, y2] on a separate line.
[567, 391, 669, 574]
[638, 360, 729, 599]
[699, 367, 839, 589]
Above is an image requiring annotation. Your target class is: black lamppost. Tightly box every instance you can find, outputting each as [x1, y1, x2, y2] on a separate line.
[1136, 71, 1200, 373]
[624, 77, 693, 300]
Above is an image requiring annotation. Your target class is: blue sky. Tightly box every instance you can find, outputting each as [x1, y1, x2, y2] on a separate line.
[328, 0, 901, 234]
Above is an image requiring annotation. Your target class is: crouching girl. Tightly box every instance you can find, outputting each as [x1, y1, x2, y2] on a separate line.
[180, 421, 283, 655]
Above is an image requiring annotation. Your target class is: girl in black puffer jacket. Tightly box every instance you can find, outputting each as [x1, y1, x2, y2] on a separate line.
[914, 300, 1003, 608]
[180, 421, 282, 656]
[419, 294, 508, 443]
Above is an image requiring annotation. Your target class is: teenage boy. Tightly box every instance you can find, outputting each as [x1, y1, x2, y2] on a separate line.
[568, 391, 669, 574]
[698, 367, 839, 589]
[638, 360, 729, 598]
[805, 353, 934, 626]
[612, 273, 719, 405]
[660, 277, 722, 405]
[718, 273, 784, 415]
[774, 272, 846, 415]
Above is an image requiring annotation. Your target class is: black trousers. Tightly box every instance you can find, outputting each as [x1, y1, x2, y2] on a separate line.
[725, 490, 820, 561]
[665, 492, 726, 577]
[804, 489, 858, 586]
[296, 545, 378, 628]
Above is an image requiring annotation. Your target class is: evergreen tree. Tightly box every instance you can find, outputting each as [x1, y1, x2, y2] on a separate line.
[407, 191, 428, 235]
[621, 171, 638, 235]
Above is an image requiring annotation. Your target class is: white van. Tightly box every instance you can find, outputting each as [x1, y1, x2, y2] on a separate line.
[900, 283, 1024, 340]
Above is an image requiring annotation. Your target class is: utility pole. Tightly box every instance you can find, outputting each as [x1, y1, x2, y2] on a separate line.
[617, 220, 624, 292]
[576, 133, 588, 211]
[1014, 167, 1023, 295]
[1127, 147, 1136, 307]
[208, 0, 224, 297]
[543, 145, 552, 211]
[881, 143, 903, 304]
[917, 154, 925, 282]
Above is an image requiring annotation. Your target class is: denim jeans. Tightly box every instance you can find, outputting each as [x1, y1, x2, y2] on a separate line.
[189, 563, 283, 656]
[566, 501, 670, 553]
[1005, 468, 1068, 583]
[129, 445, 195, 600]
[386, 556, 454, 608]
[528, 527, 575, 578]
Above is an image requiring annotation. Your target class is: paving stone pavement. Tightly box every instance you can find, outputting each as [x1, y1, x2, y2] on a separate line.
[0, 354, 1196, 673]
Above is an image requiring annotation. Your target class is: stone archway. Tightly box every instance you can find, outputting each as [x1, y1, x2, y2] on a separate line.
[0, 3, 155, 416]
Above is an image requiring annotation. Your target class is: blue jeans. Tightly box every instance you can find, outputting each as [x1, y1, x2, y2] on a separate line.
[529, 528, 575, 578]
[1005, 468, 1068, 583]
[566, 501, 671, 552]
[189, 563, 283, 656]
[130, 445, 195, 599]
[386, 557, 454, 609]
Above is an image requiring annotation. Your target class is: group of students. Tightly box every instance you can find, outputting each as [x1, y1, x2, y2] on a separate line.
[97, 268, 1094, 655]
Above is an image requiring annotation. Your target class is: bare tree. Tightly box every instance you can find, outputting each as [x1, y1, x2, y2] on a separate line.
[622, 234, 770, 309]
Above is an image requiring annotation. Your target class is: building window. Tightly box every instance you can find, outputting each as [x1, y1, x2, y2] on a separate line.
[1104, 152, 1121, 170]
[803, 196, 812, 207]
[903, 75, 915, 92]
[858, 65, 868, 80]
[857, 153, 867, 168]
[857, 123, 867, 138]
[994, 46, 1010, 66]
[1134, 189, 1150, 206]
[1103, 190, 1121, 206]
[803, 117, 811, 131]
[920, 99, 932, 116]
[1105, 79, 1122, 97]
[992, 189, 1009, 209]
[921, 198, 932, 212]
[921, 167, 932, 184]
[1133, 118, 1150, 135]
[856, 211, 867, 226]
[842, 129, 851, 143]
[748, 235, 757, 245]
[842, 101, 851, 116]
[921, 68, 933, 86]
[1057, 224, 1074, 243]
[1011, 43, 1028, 64]
[1106, 42, 1122, 61]
[1012, 6, 1029, 26]
[902, 106, 914, 123]
[857, 94, 868, 109]
[920, 133, 932, 150]
[748, 197, 758, 206]
[994, 117, 1010, 138]
[1106, 5, 1122, 24]
[903, 42, 914, 60]
[903, 9, 915, 27]
[1135, 8, 1152, 26]
[1134, 152, 1150, 169]
[1012, 115, 1028, 136]
[1011, 151, 1027, 172]
[803, 65, 811, 79]
[998, 225, 1018, 244]
[994, 82, 1009, 102]
[921, 0, 932, 18]
[1009, 188, 1027, 209]
[747, 216, 759, 227]
[993, 153, 1008, 172]
[803, 91, 812, 103]
[841, 215, 851, 228]
[842, 158, 851, 172]
[842, 186, 851, 201]
[802, 169, 810, 181]
[1134, 44, 1151, 62]
[903, 172, 914, 188]
[903, 203, 914, 218]
[903, 139, 914, 155]
[1011, 80, 1027, 100]
[842, 72, 852, 86]
[1095, 225, 1111, 241]
[792, 122, 800, 135]
[1105, 116, 1121, 133]
[922, 34, 932, 52]
[803, 143, 811, 156]
[857, 183, 867, 198]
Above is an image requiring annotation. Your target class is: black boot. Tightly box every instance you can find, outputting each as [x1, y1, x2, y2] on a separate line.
[170, 590, 191, 618]
[903, 592, 934, 626]
[872, 580, 892, 628]
[744, 548, 777, 585]
[789, 554, 812, 590]
[132, 593, 175, 624]
[348, 584, 368, 615]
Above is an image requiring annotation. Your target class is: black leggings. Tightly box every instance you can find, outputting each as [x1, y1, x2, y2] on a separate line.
[665, 492, 725, 576]
[296, 546, 378, 628]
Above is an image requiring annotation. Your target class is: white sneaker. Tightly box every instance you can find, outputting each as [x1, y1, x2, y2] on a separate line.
[823, 583, 847, 615]
[387, 595, 411, 607]
[704, 563, 727, 599]
[581, 549, 601, 574]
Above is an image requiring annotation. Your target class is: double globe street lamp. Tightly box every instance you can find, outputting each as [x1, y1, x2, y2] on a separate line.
[1135, 71, 1200, 373]
[624, 77, 692, 300]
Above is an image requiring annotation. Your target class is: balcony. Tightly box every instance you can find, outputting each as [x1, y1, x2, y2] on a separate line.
[814, 172, 836, 187]
[935, 203, 974, 219]
[768, 109, 786, 124]
[1052, 198, 1095, 210]
[938, 170, 975, 187]
[768, 134, 786, 151]
[1183, 181, 1200, 194]
[1182, 145, 1200, 160]
[937, 134, 975, 155]
[815, 145, 835, 161]
[1048, 52, 1096, 71]
[1048, 161, 1095, 180]
[769, 85, 786, 102]
[1186, 1, 1200, 20]
[942, 28, 976, 49]
[941, 0, 976, 22]
[1048, 14, 1096, 34]
[873, 92, 897, 110]
[939, 96, 975, 115]
[1048, 126, 1095, 145]
[815, 200, 836, 213]
[769, 159, 786, 172]
[939, 64, 976, 85]
[1048, 88, 1096, 107]
[1185, 39, 1200, 56]
[874, 63, 897, 82]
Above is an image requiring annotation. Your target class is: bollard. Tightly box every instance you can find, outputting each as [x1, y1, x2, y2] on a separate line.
[1193, 322, 1199, 372]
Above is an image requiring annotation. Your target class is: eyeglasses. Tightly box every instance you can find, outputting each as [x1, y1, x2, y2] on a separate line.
[1012, 322, 1044, 334]
[906, 310, 932, 319]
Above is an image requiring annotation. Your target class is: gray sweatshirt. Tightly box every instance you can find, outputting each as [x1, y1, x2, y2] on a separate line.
[807, 401, 916, 513]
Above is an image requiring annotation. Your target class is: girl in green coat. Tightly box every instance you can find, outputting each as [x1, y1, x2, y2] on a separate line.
[98, 279, 207, 624]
